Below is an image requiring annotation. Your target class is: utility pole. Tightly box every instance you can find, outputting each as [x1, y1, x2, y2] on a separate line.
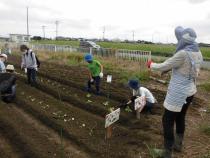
[132, 30, 135, 42]
[55, 20, 59, 40]
[42, 26, 46, 39]
[102, 26, 105, 41]
[26, 6, 29, 41]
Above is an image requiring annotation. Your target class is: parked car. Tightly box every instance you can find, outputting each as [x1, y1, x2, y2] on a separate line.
[79, 41, 100, 49]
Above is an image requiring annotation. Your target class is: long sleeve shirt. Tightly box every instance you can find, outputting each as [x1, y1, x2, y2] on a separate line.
[21, 50, 37, 69]
[151, 50, 203, 112]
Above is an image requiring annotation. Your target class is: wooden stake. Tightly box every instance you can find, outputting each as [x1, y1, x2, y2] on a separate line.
[105, 125, 113, 139]
[136, 110, 140, 120]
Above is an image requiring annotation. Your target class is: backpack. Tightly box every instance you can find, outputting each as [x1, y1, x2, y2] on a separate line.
[25, 51, 41, 68]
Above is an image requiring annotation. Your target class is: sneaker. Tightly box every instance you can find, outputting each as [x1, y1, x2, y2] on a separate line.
[85, 87, 91, 93]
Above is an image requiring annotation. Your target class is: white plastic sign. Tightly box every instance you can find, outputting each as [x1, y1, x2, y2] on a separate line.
[134, 97, 146, 110]
[107, 75, 112, 83]
[105, 108, 120, 128]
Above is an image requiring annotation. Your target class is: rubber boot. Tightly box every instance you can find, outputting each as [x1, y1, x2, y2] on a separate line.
[173, 134, 183, 152]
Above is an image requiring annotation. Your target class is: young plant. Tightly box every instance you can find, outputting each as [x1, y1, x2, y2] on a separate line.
[125, 106, 132, 113]
[145, 143, 163, 158]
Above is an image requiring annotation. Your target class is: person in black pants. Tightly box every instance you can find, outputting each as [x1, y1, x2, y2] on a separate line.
[162, 96, 194, 153]
[147, 27, 203, 158]
[20, 45, 38, 87]
[87, 76, 101, 94]
[84, 54, 103, 95]
[26, 68, 37, 85]
[120, 80, 156, 114]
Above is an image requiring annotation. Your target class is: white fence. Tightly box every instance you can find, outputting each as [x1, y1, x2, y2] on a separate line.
[116, 49, 151, 62]
[0, 42, 151, 63]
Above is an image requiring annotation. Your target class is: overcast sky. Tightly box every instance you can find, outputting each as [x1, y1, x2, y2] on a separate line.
[0, 0, 210, 43]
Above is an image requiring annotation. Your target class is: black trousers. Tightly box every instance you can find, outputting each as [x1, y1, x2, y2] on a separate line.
[27, 68, 37, 86]
[162, 96, 194, 150]
[1, 85, 16, 103]
[87, 76, 101, 92]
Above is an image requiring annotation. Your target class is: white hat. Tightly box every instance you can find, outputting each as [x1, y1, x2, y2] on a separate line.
[0, 53, 8, 60]
[6, 64, 15, 71]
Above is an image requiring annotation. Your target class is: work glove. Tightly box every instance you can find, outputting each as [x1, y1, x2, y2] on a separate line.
[119, 101, 129, 109]
[146, 60, 153, 69]
[90, 78, 94, 83]
[35, 68, 38, 71]
[21, 65, 25, 70]
[24, 68, 27, 73]
[131, 96, 137, 102]
[99, 72, 103, 78]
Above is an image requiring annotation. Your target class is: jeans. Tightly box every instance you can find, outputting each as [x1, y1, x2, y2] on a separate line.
[143, 101, 155, 113]
[27, 68, 37, 86]
[87, 76, 101, 93]
[162, 96, 194, 150]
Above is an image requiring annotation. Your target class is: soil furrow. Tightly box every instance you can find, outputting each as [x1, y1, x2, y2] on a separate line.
[14, 80, 153, 158]
[0, 132, 21, 158]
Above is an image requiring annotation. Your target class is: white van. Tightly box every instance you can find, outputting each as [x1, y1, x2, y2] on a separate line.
[79, 41, 100, 49]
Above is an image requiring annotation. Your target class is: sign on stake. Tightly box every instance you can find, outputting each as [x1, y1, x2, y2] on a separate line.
[106, 75, 112, 100]
[134, 97, 146, 119]
[105, 108, 120, 139]
[107, 75, 112, 83]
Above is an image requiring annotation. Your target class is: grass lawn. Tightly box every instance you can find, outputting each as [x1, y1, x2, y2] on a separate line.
[31, 40, 210, 59]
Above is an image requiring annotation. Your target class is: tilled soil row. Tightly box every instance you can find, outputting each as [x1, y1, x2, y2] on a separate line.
[14, 80, 154, 158]
[8, 54, 207, 158]
[0, 130, 21, 158]
[0, 102, 63, 158]
[16, 71, 160, 131]
[8, 55, 143, 102]
[0, 102, 91, 158]
[9, 55, 203, 108]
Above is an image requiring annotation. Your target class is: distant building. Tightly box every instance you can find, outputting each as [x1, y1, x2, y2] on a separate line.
[9, 34, 31, 42]
[55, 36, 73, 41]
[0, 36, 9, 42]
[112, 38, 122, 42]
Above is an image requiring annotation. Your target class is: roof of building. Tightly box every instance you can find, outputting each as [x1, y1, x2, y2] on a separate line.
[9, 34, 31, 36]
[0, 36, 9, 39]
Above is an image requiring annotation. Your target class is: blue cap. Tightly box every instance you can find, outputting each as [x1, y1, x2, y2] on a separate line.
[84, 53, 93, 62]
[128, 79, 140, 90]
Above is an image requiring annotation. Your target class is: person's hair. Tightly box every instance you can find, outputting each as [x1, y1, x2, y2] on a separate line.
[20, 45, 29, 51]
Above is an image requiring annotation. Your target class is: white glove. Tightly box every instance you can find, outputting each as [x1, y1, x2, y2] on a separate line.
[90, 78, 94, 83]
[99, 72, 103, 78]
[24, 68, 27, 73]
[21, 65, 25, 70]
[35, 68, 38, 71]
